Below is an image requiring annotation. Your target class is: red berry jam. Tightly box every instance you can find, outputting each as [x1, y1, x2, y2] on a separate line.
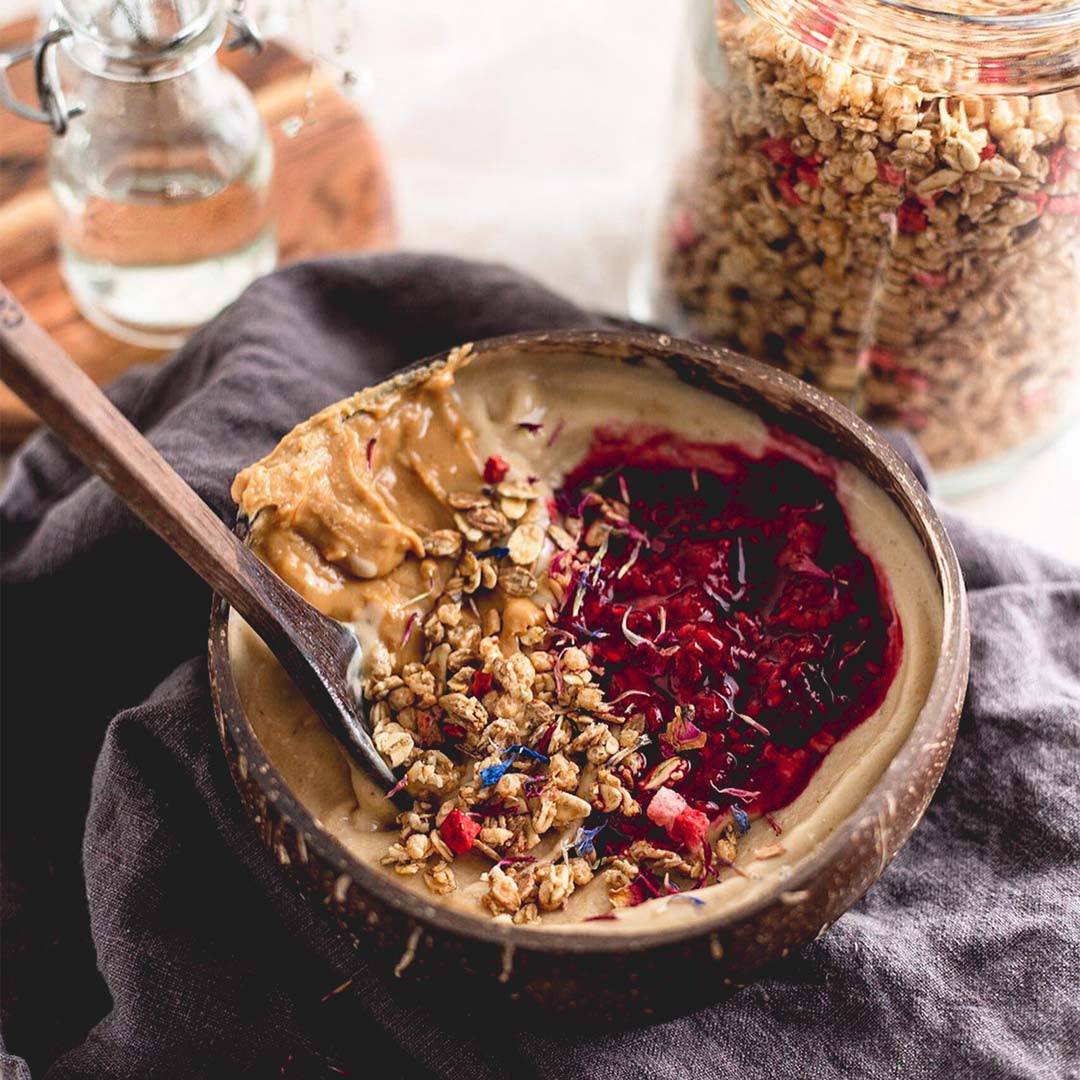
[555, 427, 901, 841]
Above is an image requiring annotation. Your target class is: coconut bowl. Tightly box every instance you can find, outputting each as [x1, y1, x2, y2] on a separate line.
[207, 328, 969, 1028]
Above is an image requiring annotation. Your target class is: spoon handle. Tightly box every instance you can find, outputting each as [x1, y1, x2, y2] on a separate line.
[0, 281, 398, 792]
[0, 281, 290, 632]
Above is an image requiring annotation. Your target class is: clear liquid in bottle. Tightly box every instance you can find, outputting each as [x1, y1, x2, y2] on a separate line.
[47, 3, 276, 348]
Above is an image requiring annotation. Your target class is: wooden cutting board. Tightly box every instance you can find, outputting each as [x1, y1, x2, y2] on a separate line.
[0, 16, 394, 446]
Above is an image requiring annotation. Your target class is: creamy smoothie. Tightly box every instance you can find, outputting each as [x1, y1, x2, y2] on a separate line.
[229, 347, 943, 931]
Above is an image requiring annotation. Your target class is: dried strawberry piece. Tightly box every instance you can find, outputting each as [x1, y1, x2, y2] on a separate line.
[1020, 191, 1050, 215]
[895, 368, 931, 392]
[897, 200, 928, 234]
[877, 161, 906, 186]
[980, 143, 997, 161]
[671, 209, 700, 251]
[669, 807, 711, 852]
[647, 786, 688, 829]
[759, 137, 798, 169]
[441, 809, 481, 854]
[1048, 145, 1070, 185]
[859, 345, 896, 372]
[470, 670, 493, 697]
[415, 709, 444, 747]
[483, 455, 510, 484]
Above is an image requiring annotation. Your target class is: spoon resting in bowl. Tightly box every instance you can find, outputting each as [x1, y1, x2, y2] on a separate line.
[0, 282, 407, 807]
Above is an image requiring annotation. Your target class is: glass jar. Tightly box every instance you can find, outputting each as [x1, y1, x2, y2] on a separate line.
[1, 0, 275, 348]
[638, 0, 1080, 490]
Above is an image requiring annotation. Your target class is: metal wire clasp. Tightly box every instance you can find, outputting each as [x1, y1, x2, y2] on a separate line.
[0, 26, 84, 136]
[226, 2, 265, 54]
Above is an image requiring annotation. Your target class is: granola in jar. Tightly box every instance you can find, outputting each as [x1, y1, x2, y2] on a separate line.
[648, 0, 1080, 481]
[228, 347, 943, 927]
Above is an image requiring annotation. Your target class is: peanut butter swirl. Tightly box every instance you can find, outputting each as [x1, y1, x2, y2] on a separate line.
[231, 348, 481, 627]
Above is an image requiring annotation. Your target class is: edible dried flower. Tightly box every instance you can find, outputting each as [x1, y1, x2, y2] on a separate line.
[662, 707, 707, 753]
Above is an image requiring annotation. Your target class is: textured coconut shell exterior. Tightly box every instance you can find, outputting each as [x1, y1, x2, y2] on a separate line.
[207, 329, 969, 1028]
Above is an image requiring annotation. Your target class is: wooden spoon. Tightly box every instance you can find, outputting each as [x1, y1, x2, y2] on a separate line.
[0, 282, 408, 807]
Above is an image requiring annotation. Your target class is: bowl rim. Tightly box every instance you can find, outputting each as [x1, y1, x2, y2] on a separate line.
[208, 326, 970, 955]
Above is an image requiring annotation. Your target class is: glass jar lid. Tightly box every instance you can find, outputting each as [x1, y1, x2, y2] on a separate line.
[54, 0, 227, 79]
[737, 0, 1080, 96]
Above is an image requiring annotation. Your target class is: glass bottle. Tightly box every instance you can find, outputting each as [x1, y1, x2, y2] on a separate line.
[1, 0, 275, 348]
[636, 0, 1080, 492]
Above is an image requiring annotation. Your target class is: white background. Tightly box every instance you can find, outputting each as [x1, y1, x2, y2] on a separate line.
[5, 0, 1079, 562]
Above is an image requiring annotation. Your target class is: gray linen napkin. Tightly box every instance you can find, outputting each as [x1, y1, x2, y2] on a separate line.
[2, 256, 1077, 1080]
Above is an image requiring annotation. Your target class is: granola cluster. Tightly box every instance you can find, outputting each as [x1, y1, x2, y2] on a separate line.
[363, 457, 736, 924]
[657, 0, 1080, 472]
